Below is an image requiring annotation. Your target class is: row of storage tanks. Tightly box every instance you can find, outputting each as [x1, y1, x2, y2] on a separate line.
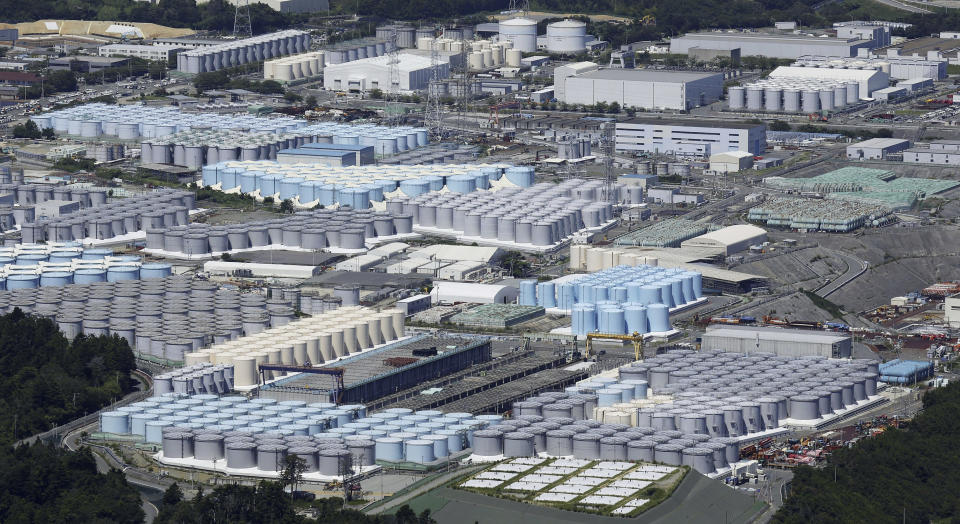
[384, 177, 616, 247]
[728, 79, 860, 113]
[0, 165, 25, 185]
[0, 275, 300, 364]
[376, 24, 475, 49]
[323, 37, 395, 65]
[144, 208, 412, 256]
[178, 30, 311, 74]
[1, 181, 108, 210]
[264, 52, 325, 81]
[177, 305, 406, 388]
[150, 126, 427, 170]
[104, 394, 511, 473]
[21, 189, 195, 244]
[474, 350, 881, 474]
[201, 161, 533, 209]
[154, 363, 235, 397]
[521, 264, 703, 335]
[0, 244, 172, 290]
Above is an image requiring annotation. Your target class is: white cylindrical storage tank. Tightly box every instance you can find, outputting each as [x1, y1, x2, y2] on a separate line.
[195, 434, 226, 460]
[802, 89, 819, 113]
[503, 432, 535, 457]
[783, 89, 800, 112]
[746, 87, 763, 111]
[834, 86, 847, 108]
[498, 18, 537, 52]
[506, 48, 522, 67]
[846, 81, 859, 104]
[764, 87, 782, 111]
[546, 20, 587, 54]
[163, 432, 194, 458]
[683, 447, 716, 474]
[789, 395, 820, 420]
[404, 440, 436, 463]
[727, 86, 745, 110]
[819, 89, 834, 111]
[471, 429, 503, 456]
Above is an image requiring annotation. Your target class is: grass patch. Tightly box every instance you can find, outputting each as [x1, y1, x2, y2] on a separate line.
[801, 290, 845, 319]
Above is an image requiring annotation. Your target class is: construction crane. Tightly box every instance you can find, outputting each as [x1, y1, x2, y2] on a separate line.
[585, 331, 645, 361]
[257, 363, 346, 403]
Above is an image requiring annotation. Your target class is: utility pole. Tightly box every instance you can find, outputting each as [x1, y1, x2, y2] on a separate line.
[233, 0, 253, 39]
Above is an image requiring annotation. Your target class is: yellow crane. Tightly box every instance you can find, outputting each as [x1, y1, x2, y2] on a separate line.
[585, 331, 645, 361]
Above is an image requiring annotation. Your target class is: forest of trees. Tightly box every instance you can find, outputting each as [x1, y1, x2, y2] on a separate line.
[774, 381, 960, 523]
[0, 310, 137, 444]
[156, 481, 435, 524]
[0, 444, 144, 522]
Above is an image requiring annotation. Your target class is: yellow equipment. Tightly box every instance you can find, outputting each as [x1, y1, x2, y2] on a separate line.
[585, 331, 645, 361]
[640, 15, 656, 26]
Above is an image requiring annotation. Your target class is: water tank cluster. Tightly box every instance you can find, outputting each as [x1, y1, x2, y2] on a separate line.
[467, 39, 517, 70]
[385, 177, 616, 248]
[0, 180, 110, 226]
[201, 161, 529, 208]
[0, 275, 299, 365]
[376, 24, 416, 48]
[416, 36, 470, 56]
[0, 244, 168, 289]
[728, 78, 860, 113]
[322, 37, 394, 65]
[592, 349, 880, 434]
[264, 51, 325, 81]
[177, 30, 311, 74]
[546, 20, 588, 54]
[526, 264, 703, 335]
[154, 363, 235, 396]
[181, 305, 406, 388]
[144, 207, 412, 257]
[21, 189, 195, 244]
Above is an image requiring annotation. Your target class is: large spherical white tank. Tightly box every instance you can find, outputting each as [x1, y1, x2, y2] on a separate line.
[546, 20, 587, 54]
[498, 18, 537, 53]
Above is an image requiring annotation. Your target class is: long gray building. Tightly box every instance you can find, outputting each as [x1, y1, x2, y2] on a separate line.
[670, 32, 875, 59]
[559, 69, 724, 110]
[615, 118, 765, 157]
[701, 325, 852, 358]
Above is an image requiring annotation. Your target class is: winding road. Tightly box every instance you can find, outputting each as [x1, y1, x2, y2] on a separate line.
[815, 249, 869, 298]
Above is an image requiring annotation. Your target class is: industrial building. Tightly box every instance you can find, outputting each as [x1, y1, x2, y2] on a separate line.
[846, 138, 911, 160]
[903, 141, 960, 164]
[49, 56, 129, 72]
[615, 119, 766, 157]
[700, 325, 852, 358]
[558, 69, 724, 111]
[276, 143, 375, 166]
[322, 52, 449, 93]
[768, 66, 889, 98]
[669, 31, 875, 59]
[431, 281, 519, 304]
[197, 0, 329, 13]
[646, 187, 704, 205]
[709, 151, 754, 173]
[680, 224, 768, 256]
[98, 44, 184, 63]
[793, 55, 946, 80]
[177, 30, 310, 74]
[553, 61, 599, 102]
[728, 66, 888, 114]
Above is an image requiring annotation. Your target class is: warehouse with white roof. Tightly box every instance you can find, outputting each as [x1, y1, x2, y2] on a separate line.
[680, 224, 767, 256]
[323, 52, 449, 93]
[557, 68, 724, 110]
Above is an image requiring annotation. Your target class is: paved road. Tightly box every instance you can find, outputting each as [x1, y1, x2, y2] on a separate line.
[815, 249, 868, 298]
[873, 0, 931, 12]
[365, 465, 484, 516]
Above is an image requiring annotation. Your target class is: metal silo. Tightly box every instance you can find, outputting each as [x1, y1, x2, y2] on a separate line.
[745, 87, 763, 111]
[764, 87, 782, 111]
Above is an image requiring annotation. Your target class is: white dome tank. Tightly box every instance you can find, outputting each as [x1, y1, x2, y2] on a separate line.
[498, 18, 537, 53]
[546, 20, 587, 54]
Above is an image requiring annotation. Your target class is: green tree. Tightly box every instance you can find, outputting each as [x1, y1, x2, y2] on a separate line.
[12, 120, 42, 139]
[46, 69, 77, 93]
[162, 483, 183, 507]
[41, 127, 56, 139]
[304, 94, 317, 108]
[369, 88, 383, 99]
[608, 101, 621, 114]
[279, 455, 306, 500]
[284, 91, 303, 103]
[279, 199, 294, 213]
[769, 120, 791, 131]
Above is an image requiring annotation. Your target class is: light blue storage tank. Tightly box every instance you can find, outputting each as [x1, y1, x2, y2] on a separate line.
[279, 177, 305, 200]
[107, 265, 140, 282]
[627, 282, 642, 302]
[299, 180, 323, 203]
[221, 168, 243, 190]
[519, 280, 537, 306]
[404, 440, 435, 463]
[202, 165, 219, 187]
[438, 429, 466, 452]
[318, 184, 338, 206]
[558, 283, 576, 309]
[422, 175, 443, 191]
[572, 303, 597, 336]
[0, 256, 14, 267]
[669, 279, 684, 307]
[505, 166, 535, 187]
[647, 303, 670, 332]
[658, 282, 674, 308]
[471, 171, 490, 190]
[592, 284, 609, 303]
[257, 174, 283, 197]
[375, 437, 404, 461]
[363, 183, 384, 202]
[145, 420, 167, 443]
[611, 286, 628, 303]
[74, 268, 107, 283]
[6, 274, 39, 289]
[376, 179, 398, 193]
[0, 277, 5, 290]
[48, 250, 82, 264]
[239, 171, 260, 193]
[40, 271, 74, 287]
[680, 274, 695, 303]
[625, 305, 648, 334]
[691, 272, 703, 298]
[446, 174, 476, 194]
[598, 307, 626, 334]
[140, 263, 172, 279]
[100, 411, 130, 434]
[399, 179, 430, 197]
[639, 285, 660, 305]
[16, 253, 47, 265]
[415, 129, 428, 147]
[537, 282, 556, 308]
[597, 389, 621, 407]
[621, 379, 649, 399]
[81, 248, 113, 260]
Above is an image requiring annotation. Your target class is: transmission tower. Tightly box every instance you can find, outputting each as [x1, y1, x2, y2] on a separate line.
[452, 29, 470, 141]
[384, 28, 400, 126]
[601, 122, 616, 203]
[425, 37, 444, 140]
[507, 0, 530, 14]
[233, 0, 253, 39]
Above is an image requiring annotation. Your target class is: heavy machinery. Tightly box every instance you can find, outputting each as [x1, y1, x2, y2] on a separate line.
[586, 331, 645, 361]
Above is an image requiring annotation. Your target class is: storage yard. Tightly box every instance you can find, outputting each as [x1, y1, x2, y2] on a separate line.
[5, 11, 960, 524]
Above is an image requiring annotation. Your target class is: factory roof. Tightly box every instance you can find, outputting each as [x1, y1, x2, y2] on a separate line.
[677, 31, 871, 46]
[575, 68, 721, 82]
[767, 66, 883, 82]
[685, 224, 767, 247]
[619, 118, 763, 129]
[301, 142, 374, 152]
[848, 138, 911, 149]
[276, 148, 353, 158]
[710, 150, 754, 160]
[430, 281, 517, 304]
[703, 325, 850, 343]
[409, 244, 503, 263]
